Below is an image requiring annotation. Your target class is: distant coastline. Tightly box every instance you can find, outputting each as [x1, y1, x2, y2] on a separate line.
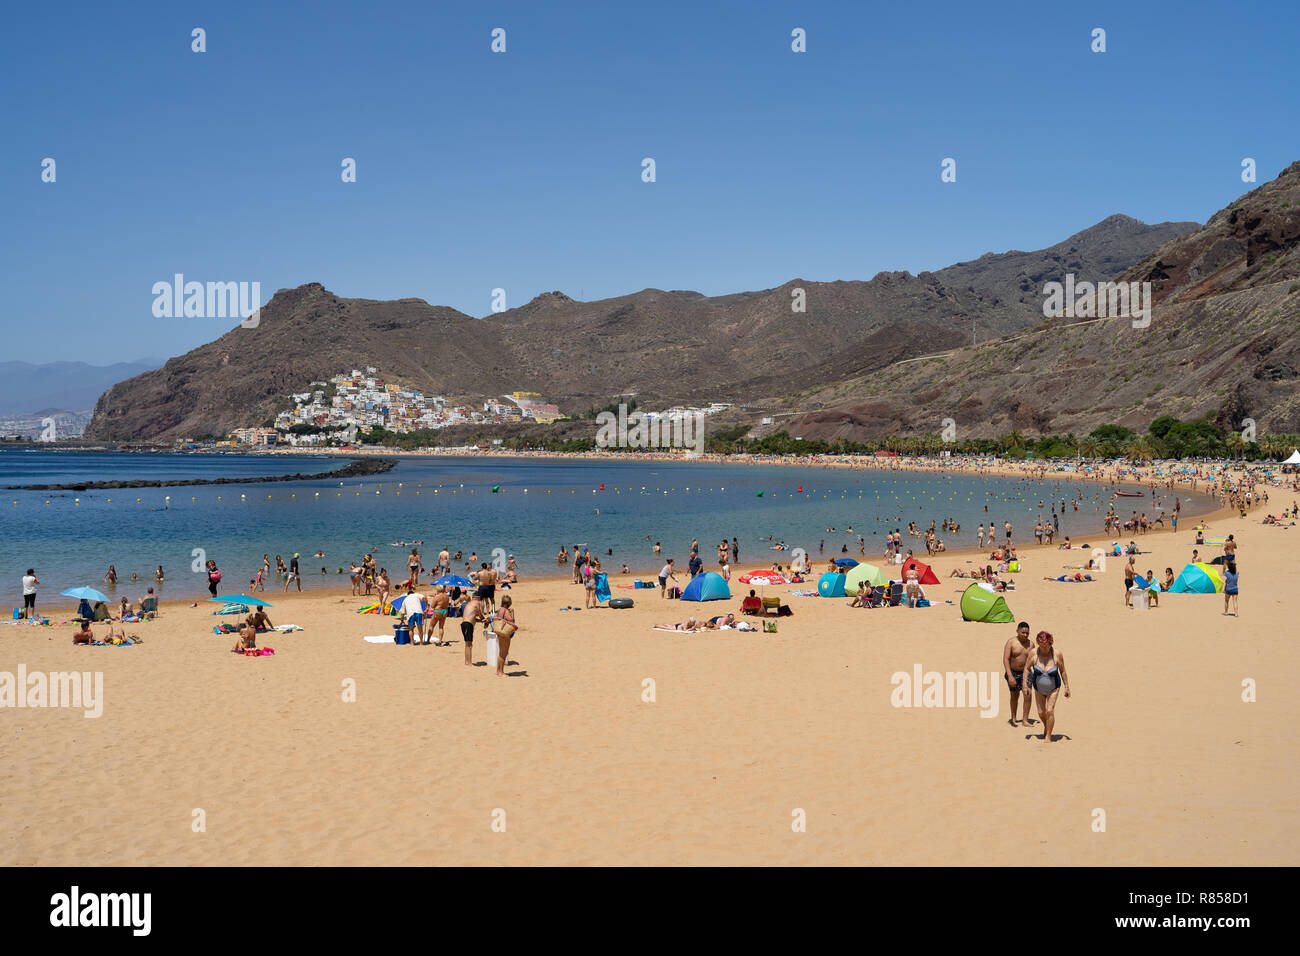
[3, 456, 395, 491]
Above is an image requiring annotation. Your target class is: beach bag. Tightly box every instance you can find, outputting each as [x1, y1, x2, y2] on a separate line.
[668, 587, 682, 599]
[495, 621, 517, 639]
[763, 621, 778, 633]
[915, 599, 931, 608]
[777, 604, 793, 617]
[1008, 560, 1020, 573]
[608, 598, 634, 609]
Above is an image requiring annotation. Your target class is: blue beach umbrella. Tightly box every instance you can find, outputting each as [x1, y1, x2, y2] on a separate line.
[431, 575, 472, 588]
[206, 594, 273, 607]
[62, 587, 108, 603]
[834, 558, 859, 568]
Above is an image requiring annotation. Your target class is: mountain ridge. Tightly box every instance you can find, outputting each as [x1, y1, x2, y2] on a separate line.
[86, 212, 1202, 441]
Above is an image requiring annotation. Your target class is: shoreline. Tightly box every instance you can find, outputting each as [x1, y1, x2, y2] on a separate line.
[6, 448, 1272, 610]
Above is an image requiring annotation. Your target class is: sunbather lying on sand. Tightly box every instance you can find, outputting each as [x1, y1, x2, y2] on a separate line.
[656, 618, 704, 630]
[1046, 573, 1093, 582]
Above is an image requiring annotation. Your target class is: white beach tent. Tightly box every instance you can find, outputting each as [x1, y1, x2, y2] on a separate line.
[1284, 450, 1300, 465]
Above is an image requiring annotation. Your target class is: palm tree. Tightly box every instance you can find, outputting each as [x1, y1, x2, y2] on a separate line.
[1224, 431, 1245, 461]
[1122, 436, 1152, 463]
[1076, 436, 1101, 459]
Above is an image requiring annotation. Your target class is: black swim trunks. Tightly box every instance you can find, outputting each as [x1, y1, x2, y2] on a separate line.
[1007, 671, 1026, 692]
[461, 621, 474, 643]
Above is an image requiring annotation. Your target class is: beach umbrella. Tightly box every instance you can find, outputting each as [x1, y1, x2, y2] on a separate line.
[393, 594, 426, 616]
[834, 557, 859, 568]
[738, 570, 788, 586]
[61, 587, 108, 603]
[431, 574, 472, 588]
[206, 594, 273, 607]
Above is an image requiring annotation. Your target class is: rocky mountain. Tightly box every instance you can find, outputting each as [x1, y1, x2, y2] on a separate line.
[87, 213, 1197, 441]
[785, 161, 1300, 442]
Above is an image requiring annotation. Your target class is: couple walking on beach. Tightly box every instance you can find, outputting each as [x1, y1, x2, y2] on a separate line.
[1003, 622, 1071, 743]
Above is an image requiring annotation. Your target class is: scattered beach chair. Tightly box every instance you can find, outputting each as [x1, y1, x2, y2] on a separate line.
[888, 583, 904, 606]
[761, 596, 781, 616]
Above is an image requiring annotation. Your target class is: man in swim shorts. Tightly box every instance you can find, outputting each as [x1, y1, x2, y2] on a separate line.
[477, 562, 497, 613]
[461, 593, 485, 665]
[1002, 621, 1034, 726]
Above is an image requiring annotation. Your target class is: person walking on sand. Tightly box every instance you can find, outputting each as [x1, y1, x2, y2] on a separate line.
[1223, 561, 1239, 616]
[493, 595, 518, 677]
[461, 592, 486, 665]
[1003, 622, 1034, 726]
[1025, 631, 1070, 743]
[20, 568, 38, 620]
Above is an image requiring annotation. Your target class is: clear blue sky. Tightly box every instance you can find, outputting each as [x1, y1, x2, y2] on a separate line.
[3, 0, 1296, 364]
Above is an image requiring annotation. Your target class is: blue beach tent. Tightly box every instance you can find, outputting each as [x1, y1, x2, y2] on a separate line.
[681, 571, 731, 602]
[817, 572, 846, 598]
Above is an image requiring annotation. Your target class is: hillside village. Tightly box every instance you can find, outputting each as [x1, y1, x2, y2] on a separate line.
[226, 368, 732, 448]
[229, 368, 562, 447]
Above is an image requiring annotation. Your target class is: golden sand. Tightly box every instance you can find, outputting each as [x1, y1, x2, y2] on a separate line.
[2, 471, 1294, 865]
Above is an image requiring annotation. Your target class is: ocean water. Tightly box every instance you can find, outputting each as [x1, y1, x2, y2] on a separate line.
[0, 450, 1211, 604]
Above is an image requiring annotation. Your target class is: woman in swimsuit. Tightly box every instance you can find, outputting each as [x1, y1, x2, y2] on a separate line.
[429, 586, 451, 644]
[1021, 631, 1070, 743]
[1223, 561, 1239, 616]
[493, 595, 517, 677]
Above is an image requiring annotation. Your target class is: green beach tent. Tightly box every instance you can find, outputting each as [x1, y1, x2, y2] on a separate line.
[960, 582, 1015, 623]
[843, 562, 887, 594]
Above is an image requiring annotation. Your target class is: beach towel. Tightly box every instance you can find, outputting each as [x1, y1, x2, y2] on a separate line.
[363, 634, 396, 643]
[653, 625, 704, 632]
[272, 624, 303, 632]
[788, 589, 820, 597]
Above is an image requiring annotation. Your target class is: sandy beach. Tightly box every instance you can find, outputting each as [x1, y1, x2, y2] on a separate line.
[2, 474, 1294, 866]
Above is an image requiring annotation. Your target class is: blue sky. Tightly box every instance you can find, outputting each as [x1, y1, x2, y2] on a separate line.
[3, 0, 1296, 364]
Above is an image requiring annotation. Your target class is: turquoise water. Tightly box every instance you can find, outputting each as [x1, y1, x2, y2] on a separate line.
[0, 450, 1210, 604]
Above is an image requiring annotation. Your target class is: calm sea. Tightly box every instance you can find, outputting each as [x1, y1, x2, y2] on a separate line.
[0, 449, 1211, 604]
